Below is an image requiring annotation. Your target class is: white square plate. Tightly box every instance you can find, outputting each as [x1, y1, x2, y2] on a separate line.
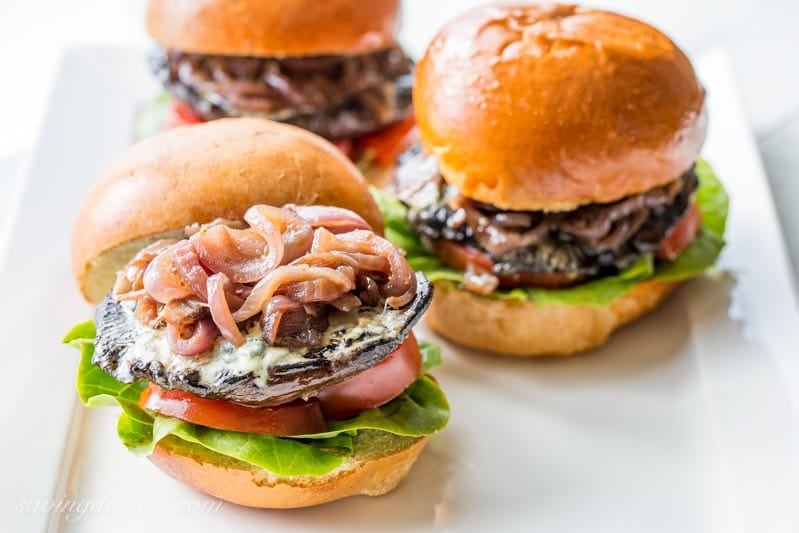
[1, 46, 798, 532]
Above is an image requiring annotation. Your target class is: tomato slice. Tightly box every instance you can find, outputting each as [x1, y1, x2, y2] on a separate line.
[356, 114, 417, 167]
[318, 333, 422, 420]
[656, 204, 702, 260]
[140, 384, 327, 436]
[162, 100, 205, 130]
[435, 240, 494, 272]
[434, 240, 585, 289]
[139, 335, 423, 432]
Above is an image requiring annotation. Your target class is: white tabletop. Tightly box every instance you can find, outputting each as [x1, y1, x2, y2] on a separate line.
[1, 0, 797, 278]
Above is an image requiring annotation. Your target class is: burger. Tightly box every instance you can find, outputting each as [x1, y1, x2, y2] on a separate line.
[64, 119, 449, 508]
[137, 0, 417, 183]
[378, 4, 728, 356]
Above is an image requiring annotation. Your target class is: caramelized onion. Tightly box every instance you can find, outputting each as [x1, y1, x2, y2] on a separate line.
[136, 239, 179, 260]
[207, 273, 244, 346]
[112, 265, 137, 296]
[312, 229, 416, 307]
[184, 218, 247, 238]
[335, 264, 357, 284]
[283, 278, 351, 304]
[232, 265, 354, 322]
[157, 299, 206, 326]
[115, 289, 148, 302]
[226, 284, 250, 310]
[115, 204, 418, 355]
[260, 295, 301, 345]
[191, 225, 276, 283]
[330, 294, 362, 312]
[384, 263, 416, 307]
[113, 239, 178, 296]
[172, 241, 209, 301]
[290, 251, 359, 271]
[167, 318, 217, 356]
[289, 205, 371, 233]
[134, 295, 159, 325]
[357, 275, 381, 306]
[310, 226, 344, 254]
[346, 252, 390, 273]
[245, 205, 313, 265]
[261, 297, 329, 348]
[143, 245, 195, 304]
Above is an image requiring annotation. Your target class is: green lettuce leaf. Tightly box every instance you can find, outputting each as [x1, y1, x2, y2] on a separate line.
[63, 320, 96, 346]
[653, 159, 728, 282]
[298, 376, 450, 440]
[373, 158, 728, 307]
[64, 321, 145, 407]
[693, 158, 729, 237]
[132, 91, 172, 142]
[167, 419, 346, 476]
[65, 324, 449, 477]
[419, 339, 442, 374]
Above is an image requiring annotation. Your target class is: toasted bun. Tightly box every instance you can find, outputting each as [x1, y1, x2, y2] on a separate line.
[72, 118, 383, 304]
[149, 435, 428, 508]
[425, 280, 678, 356]
[147, 0, 400, 57]
[414, 4, 707, 211]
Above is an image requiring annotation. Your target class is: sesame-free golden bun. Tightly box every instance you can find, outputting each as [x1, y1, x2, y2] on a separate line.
[426, 279, 678, 357]
[71, 118, 383, 304]
[149, 435, 428, 509]
[414, 3, 707, 211]
[147, 0, 401, 57]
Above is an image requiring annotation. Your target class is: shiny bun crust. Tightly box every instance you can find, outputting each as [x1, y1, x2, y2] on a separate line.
[414, 4, 707, 211]
[149, 436, 428, 508]
[71, 118, 383, 304]
[147, 0, 400, 57]
[425, 280, 678, 356]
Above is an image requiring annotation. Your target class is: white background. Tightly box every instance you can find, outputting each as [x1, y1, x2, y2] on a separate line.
[0, 0, 797, 275]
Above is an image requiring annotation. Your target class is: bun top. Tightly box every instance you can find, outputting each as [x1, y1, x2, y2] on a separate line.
[414, 3, 707, 211]
[72, 118, 383, 303]
[147, 0, 400, 57]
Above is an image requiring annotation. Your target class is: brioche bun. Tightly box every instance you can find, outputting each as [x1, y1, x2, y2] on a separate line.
[414, 3, 707, 211]
[71, 118, 382, 304]
[149, 435, 427, 508]
[425, 280, 678, 356]
[147, 0, 400, 57]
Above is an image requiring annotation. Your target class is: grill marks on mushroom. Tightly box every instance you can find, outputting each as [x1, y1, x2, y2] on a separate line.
[97, 204, 432, 405]
[93, 274, 432, 406]
[397, 144, 699, 277]
[151, 46, 413, 139]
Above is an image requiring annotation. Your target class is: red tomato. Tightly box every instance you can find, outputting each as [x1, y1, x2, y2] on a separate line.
[162, 101, 205, 130]
[356, 114, 417, 167]
[318, 334, 422, 421]
[434, 240, 585, 289]
[435, 240, 494, 272]
[140, 384, 328, 436]
[139, 335, 423, 432]
[656, 204, 702, 260]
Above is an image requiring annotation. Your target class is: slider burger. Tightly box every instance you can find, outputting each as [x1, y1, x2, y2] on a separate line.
[64, 119, 448, 508]
[382, 4, 728, 356]
[141, 0, 416, 181]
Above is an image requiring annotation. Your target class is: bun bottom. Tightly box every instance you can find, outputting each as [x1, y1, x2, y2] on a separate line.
[148, 435, 428, 508]
[425, 280, 679, 356]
